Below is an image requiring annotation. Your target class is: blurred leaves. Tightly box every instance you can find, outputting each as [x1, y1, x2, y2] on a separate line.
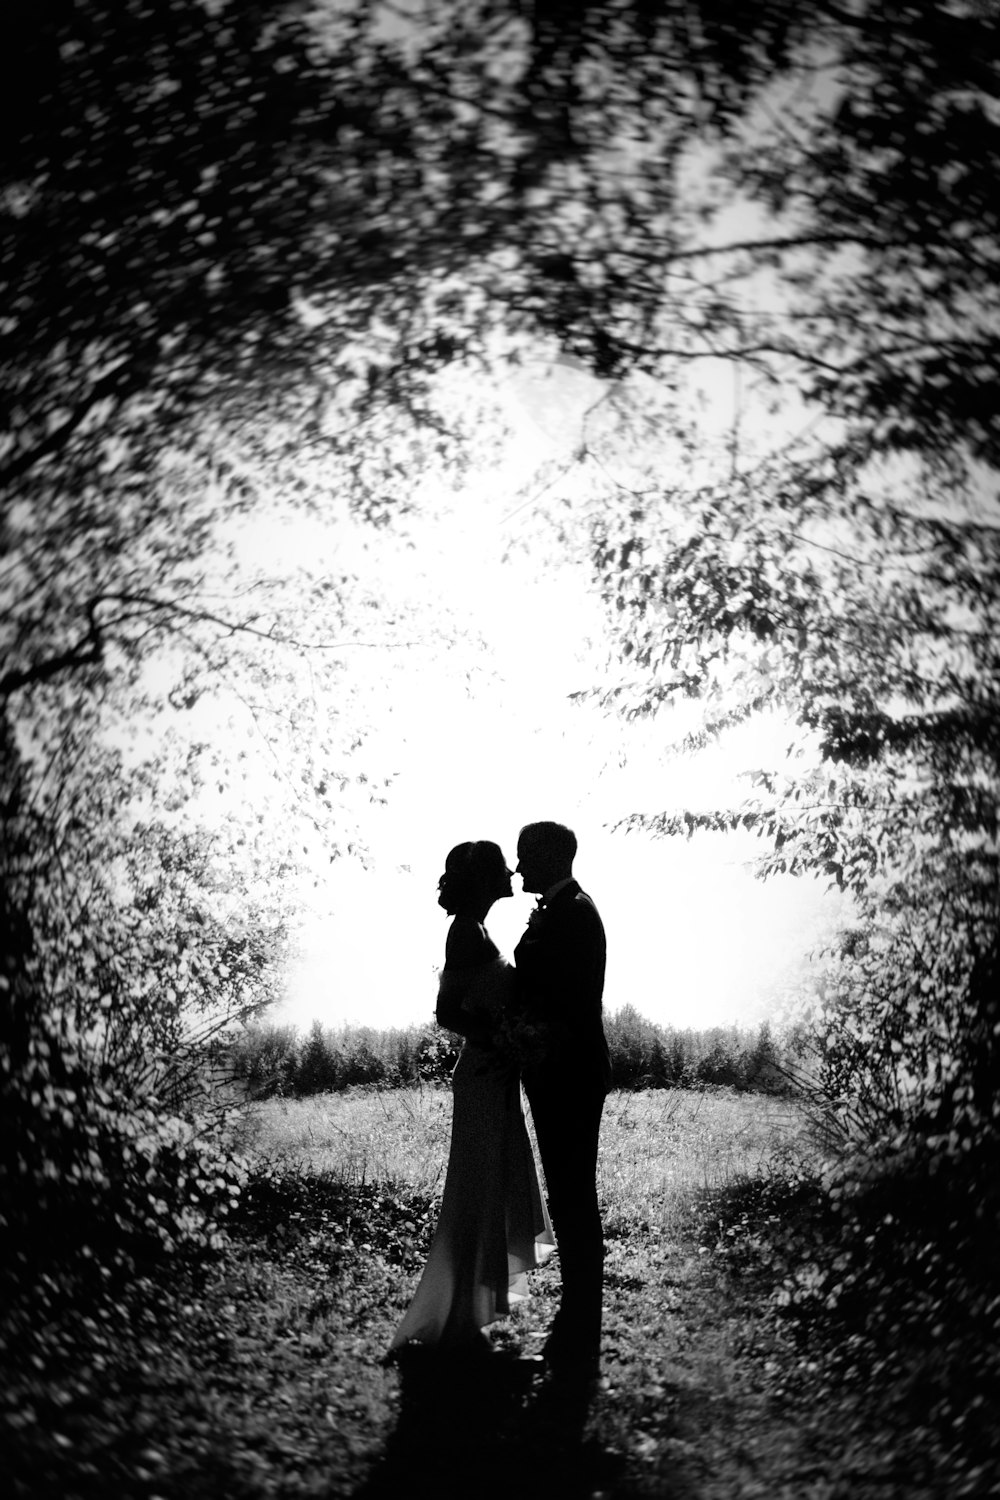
[700, 1126, 1000, 1488]
[590, 0, 1000, 1164]
[2, 16, 999, 1475]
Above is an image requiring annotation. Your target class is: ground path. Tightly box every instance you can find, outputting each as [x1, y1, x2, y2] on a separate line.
[354, 1235, 936, 1500]
[29, 1218, 945, 1500]
[7, 1163, 965, 1499]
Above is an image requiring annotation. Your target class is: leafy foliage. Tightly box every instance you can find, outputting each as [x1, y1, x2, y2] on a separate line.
[235, 1164, 438, 1271]
[3, 6, 999, 1430]
[0, 717, 263, 1324]
[1, 1174, 422, 1500]
[5, 1085, 971, 1499]
[578, 2, 1000, 1172]
[700, 1131, 1000, 1490]
[0, 1023, 246, 1315]
[1, 0, 492, 505]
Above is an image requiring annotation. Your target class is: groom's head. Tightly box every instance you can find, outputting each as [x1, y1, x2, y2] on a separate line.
[516, 821, 577, 895]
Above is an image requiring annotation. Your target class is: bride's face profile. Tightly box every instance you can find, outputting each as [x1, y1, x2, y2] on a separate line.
[441, 842, 513, 916]
[476, 847, 513, 909]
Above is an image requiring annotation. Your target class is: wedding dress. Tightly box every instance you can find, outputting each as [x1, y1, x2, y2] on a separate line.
[388, 956, 554, 1351]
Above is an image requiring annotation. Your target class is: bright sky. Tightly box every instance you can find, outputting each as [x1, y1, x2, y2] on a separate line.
[262, 358, 842, 1037]
[278, 756, 838, 1036]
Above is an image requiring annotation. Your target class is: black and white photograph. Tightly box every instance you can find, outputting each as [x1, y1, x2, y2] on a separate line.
[2, 2, 997, 1496]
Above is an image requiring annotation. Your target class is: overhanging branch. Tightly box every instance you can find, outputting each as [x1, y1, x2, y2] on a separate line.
[0, 600, 103, 698]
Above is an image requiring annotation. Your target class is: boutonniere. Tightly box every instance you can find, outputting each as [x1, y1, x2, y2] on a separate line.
[526, 902, 547, 932]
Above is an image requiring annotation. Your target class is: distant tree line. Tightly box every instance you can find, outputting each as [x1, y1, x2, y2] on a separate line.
[226, 1005, 791, 1099]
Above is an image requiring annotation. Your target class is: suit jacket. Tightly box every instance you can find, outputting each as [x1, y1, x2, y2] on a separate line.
[513, 880, 612, 1096]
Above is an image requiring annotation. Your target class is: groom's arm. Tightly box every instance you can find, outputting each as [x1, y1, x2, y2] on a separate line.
[516, 897, 606, 1028]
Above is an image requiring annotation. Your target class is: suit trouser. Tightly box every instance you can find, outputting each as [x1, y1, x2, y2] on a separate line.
[524, 1076, 606, 1360]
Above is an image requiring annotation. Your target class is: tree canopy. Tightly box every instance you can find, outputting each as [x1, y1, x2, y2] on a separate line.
[5, 0, 997, 693]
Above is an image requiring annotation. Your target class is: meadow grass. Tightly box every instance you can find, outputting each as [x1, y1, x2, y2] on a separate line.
[232, 1082, 455, 1193]
[11, 1082, 973, 1499]
[597, 1086, 809, 1230]
[234, 1082, 812, 1226]
[221, 1082, 993, 1497]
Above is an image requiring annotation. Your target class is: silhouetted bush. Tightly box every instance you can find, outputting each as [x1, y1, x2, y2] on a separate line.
[1, 1018, 245, 1321]
[701, 1119, 1000, 1489]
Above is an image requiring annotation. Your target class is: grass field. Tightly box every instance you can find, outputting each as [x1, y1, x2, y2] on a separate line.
[234, 1082, 812, 1216]
[215, 1083, 835, 1497]
[7, 1085, 974, 1500]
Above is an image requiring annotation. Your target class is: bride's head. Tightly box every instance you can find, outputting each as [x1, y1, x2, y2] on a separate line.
[438, 841, 513, 916]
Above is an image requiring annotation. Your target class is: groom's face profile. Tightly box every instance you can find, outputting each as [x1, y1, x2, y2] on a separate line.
[515, 835, 546, 895]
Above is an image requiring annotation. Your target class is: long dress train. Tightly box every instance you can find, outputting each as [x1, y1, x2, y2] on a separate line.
[388, 958, 554, 1351]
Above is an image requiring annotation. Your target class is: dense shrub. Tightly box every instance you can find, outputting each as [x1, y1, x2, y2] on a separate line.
[799, 894, 1000, 1154]
[700, 1117, 1000, 1488]
[0, 1017, 246, 1318]
[0, 725, 266, 1323]
[234, 1162, 438, 1269]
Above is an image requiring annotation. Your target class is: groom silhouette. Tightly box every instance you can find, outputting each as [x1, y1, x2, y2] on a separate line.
[513, 821, 611, 1382]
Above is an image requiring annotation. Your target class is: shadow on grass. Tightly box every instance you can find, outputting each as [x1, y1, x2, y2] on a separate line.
[353, 1347, 627, 1500]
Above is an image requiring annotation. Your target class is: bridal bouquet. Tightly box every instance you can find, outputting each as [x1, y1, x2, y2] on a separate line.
[494, 1005, 552, 1069]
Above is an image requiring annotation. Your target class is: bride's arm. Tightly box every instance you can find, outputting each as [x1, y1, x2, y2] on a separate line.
[443, 916, 490, 971]
[435, 917, 495, 1042]
[436, 977, 493, 1044]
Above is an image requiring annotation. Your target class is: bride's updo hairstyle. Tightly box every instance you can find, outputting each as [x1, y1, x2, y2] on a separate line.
[437, 841, 507, 915]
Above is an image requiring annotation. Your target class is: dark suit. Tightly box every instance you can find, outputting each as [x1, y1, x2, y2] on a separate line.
[513, 880, 611, 1367]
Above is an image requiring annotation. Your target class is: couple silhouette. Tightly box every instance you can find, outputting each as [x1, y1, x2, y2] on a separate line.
[387, 821, 611, 1387]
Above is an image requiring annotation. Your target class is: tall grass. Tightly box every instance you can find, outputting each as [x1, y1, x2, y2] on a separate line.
[598, 1087, 808, 1226]
[234, 1083, 812, 1230]
[233, 1084, 455, 1194]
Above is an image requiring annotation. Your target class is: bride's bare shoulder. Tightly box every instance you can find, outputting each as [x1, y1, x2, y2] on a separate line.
[445, 917, 493, 969]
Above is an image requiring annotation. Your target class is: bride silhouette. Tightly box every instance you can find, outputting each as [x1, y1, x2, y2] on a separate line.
[387, 840, 554, 1355]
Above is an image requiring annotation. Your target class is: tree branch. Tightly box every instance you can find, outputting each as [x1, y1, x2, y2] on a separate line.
[100, 592, 426, 652]
[0, 601, 103, 698]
